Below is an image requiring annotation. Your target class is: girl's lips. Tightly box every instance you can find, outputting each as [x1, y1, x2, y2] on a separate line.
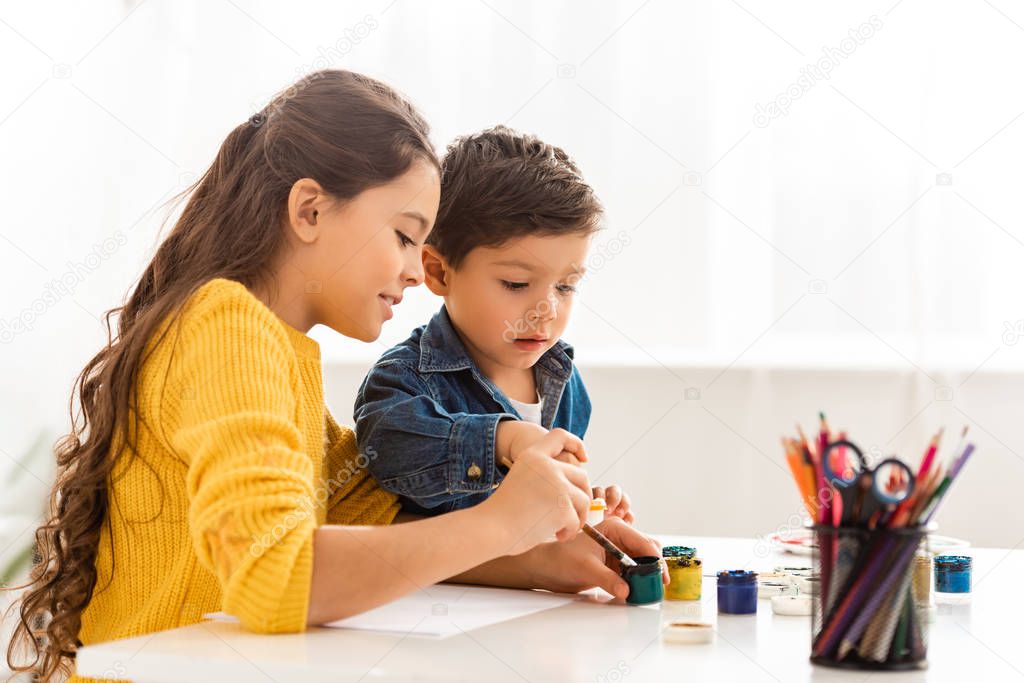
[379, 295, 394, 320]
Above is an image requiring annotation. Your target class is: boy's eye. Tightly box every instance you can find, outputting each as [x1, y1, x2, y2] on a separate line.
[556, 283, 578, 295]
[500, 280, 529, 291]
[395, 230, 417, 248]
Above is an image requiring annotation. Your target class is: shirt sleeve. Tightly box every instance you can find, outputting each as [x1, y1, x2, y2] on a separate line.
[353, 360, 518, 510]
[161, 285, 314, 634]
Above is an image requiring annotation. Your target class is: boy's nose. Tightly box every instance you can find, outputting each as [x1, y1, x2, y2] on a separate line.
[532, 295, 558, 322]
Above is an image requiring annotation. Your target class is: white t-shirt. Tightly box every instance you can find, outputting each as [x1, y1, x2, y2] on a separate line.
[508, 394, 544, 425]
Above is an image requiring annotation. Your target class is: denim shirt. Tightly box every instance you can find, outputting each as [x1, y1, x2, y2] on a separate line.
[354, 305, 591, 515]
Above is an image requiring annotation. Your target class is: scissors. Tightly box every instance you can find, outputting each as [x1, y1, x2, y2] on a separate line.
[821, 440, 916, 527]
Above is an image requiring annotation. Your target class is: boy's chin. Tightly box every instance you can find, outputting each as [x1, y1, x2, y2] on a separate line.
[502, 349, 545, 369]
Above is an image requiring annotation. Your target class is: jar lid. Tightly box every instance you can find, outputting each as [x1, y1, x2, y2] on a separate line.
[717, 570, 757, 585]
[663, 546, 697, 558]
[934, 555, 972, 570]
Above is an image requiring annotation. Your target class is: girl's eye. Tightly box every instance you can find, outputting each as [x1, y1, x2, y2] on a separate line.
[395, 230, 417, 248]
[500, 280, 528, 291]
[556, 283, 578, 295]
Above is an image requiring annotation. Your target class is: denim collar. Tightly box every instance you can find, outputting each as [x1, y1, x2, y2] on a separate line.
[417, 305, 574, 381]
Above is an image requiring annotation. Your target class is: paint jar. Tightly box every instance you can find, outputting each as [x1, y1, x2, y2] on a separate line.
[662, 545, 696, 559]
[622, 556, 664, 605]
[934, 555, 971, 604]
[757, 570, 793, 585]
[795, 575, 821, 596]
[811, 524, 930, 670]
[911, 553, 932, 607]
[665, 556, 702, 601]
[717, 570, 757, 614]
[587, 498, 606, 526]
[775, 565, 814, 577]
[758, 580, 796, 600]
[662, 621, 715, 645]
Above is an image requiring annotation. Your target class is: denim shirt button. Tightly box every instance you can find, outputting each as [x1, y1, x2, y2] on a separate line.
[467, 463, 483, 479]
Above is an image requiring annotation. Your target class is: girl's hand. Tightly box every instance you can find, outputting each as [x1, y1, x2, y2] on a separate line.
[483, 448, 591, 555]
[525, 517, 667, 599]
[591, 485, 634, 524]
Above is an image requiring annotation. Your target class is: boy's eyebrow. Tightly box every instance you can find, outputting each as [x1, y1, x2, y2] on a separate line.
[491, 259, 537, 270]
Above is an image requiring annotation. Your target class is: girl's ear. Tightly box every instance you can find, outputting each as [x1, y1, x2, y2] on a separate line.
[287, 178, 326, 244]
[422, 245, 451, 296]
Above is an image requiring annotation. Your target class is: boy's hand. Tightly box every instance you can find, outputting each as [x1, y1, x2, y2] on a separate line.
[496, 421, 587, 469]
[591, 485, 634, 524]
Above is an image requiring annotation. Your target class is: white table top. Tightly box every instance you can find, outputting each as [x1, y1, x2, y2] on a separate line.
[76, 535, 1023, 682]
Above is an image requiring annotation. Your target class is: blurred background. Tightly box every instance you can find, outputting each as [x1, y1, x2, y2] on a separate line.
[2, 0, 1023, 622]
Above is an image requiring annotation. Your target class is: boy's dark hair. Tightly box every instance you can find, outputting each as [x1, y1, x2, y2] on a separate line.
[429, 125, 602, 268]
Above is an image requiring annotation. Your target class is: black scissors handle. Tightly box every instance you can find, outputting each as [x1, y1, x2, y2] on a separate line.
[821, 440, 915, 526]
[822, 439, 865, 488]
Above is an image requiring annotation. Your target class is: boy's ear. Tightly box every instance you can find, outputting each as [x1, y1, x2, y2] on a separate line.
[286, 178, 325, 244]
[422, 245, 451, 296]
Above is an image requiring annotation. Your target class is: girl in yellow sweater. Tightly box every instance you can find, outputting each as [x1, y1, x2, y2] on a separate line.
[7, 70, 661, 681]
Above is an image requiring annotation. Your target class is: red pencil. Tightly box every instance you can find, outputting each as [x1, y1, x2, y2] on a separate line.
[916, 428, 943, 480]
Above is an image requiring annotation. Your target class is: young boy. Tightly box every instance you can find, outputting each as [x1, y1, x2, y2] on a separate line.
[355, 126, 632, 521]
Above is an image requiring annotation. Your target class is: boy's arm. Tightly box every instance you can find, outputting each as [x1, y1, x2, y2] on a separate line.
[566, 365, 592, 438]
[354, 361, 518, 509]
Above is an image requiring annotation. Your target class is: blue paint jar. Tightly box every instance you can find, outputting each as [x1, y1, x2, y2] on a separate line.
[717, 570, 758, 614]
[934, 555, 972, 596]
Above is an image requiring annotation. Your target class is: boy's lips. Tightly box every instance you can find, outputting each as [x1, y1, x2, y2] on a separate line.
[512, 336, 548, 351]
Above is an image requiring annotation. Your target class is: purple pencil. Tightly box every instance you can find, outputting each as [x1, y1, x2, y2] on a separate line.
[813, 535, 898, 657]
[836, 539, 918, 658]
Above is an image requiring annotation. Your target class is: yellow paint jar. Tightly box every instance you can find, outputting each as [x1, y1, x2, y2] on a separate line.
[665, 556, 702, 601]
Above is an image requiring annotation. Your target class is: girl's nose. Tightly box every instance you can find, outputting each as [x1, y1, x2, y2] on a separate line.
[403, 254, 424, 287]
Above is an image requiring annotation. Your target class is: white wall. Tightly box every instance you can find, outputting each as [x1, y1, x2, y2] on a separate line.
[2, 0, 1024, 560]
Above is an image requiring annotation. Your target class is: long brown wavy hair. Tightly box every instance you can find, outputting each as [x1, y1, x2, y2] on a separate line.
[5, 69, 437, 681]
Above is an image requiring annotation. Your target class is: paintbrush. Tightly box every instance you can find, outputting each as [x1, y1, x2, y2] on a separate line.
[582, 523, 637, 567]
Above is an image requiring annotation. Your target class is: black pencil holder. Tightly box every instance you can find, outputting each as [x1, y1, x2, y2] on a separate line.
[810, 524, 931, 670]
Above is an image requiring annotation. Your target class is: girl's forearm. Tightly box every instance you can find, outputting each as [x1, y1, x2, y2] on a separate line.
[390, 509, 538, 590]
[307, 504, 512, 625]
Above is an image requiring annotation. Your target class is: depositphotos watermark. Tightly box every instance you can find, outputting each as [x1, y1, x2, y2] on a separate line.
[500, 230, 632, 343]
[250, 15, 379, 125]
[250, 446, 379, 556]
[753, 15, 883, 128]
[0, 231, 127, 344]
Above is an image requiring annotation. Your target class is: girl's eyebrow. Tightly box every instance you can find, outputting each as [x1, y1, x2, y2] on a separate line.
[400, 210, 430, 233]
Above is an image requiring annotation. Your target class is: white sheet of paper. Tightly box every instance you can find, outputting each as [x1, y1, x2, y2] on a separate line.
[204, 585, 574, 638]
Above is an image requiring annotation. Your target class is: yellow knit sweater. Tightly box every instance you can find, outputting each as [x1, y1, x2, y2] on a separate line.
[72, 278, 399, 680]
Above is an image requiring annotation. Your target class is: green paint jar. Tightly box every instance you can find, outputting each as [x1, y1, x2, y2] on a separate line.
[622, 556, 664, 605]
